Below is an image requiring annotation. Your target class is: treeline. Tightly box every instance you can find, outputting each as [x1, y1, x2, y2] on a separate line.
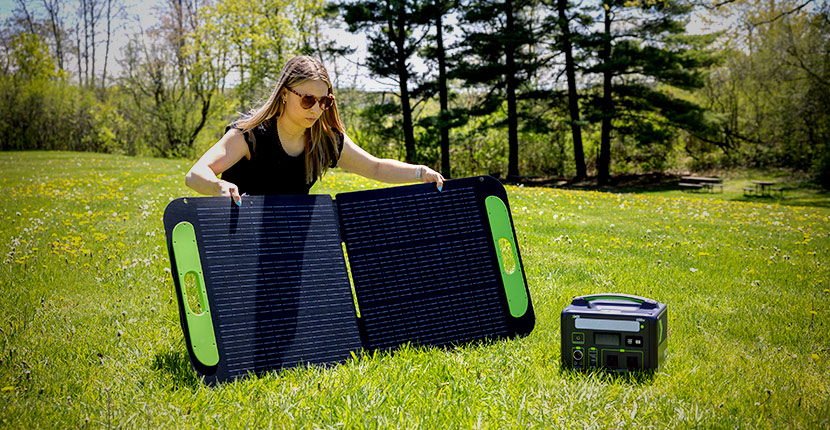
[1, 0, 828, 187]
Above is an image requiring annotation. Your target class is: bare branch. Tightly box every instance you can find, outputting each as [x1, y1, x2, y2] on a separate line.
[15, 0, 37, 34]
[751, 0, 814, 27]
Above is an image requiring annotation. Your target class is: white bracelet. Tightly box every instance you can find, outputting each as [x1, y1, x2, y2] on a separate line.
[415, 166, 423, 181]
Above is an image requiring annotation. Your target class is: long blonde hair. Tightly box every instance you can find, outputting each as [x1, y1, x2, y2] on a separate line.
[235, 56, 344, 183]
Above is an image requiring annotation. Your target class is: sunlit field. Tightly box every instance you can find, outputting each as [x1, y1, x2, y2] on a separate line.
[1, 151, 828, 428]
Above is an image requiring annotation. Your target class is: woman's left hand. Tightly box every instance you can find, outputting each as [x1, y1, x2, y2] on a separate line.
[419, 166, 445, 191]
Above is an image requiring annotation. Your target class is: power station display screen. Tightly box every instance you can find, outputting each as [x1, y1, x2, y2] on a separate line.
[595, 332, 620, 346]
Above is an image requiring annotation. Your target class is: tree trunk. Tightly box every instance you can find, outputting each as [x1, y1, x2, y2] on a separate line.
[90, 0, 96, 88]
[43, 0, 65, 71]
[597, 2, 612, 185]
[75, 22, 83, 85]
[189, 93, 212, 148]
[436, 7, 450, 177]
[102, 0, 111, 89]
[393, 13, 416, 164]
[175, 0, 185, 87]
[505, 0, 519, 178]
[557, 0, 586, 180]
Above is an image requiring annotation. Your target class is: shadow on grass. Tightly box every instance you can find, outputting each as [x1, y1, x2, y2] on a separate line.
[507, 173, 830, 209]
[728, 193, 830, 208]
[151, 349, 200, 389]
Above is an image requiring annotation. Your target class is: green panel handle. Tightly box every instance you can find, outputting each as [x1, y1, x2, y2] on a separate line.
[485, 196, 528, 318]
[172, 222, 219, 367]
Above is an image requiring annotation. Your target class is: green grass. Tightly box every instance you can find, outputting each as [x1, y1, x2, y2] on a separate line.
[1, 151, 828, 428]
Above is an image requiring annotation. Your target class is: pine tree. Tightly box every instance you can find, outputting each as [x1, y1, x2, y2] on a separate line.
[581, 0, 719, 184]
[552, 0, 587, 180]
[341, 0, 432, 163]
[455, 0, 545, 179]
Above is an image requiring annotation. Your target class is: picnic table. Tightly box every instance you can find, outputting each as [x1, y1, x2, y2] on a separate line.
[679, 176, 723, 193]
[744, 180, 782, 197]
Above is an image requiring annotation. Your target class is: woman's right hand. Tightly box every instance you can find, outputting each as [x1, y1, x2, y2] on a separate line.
[217, 180, 243, 206]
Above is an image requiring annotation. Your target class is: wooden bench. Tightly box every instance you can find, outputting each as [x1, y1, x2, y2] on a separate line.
[743, 187, 755, 196]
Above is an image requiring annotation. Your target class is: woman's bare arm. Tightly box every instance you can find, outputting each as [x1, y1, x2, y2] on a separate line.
[185, 129, 250, 205]
[337, 133, 444, 190]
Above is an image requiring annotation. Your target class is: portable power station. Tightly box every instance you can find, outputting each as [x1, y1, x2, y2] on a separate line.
[561, 294, 667, 372]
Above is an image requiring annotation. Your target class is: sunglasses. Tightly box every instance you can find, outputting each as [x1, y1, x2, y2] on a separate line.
[285, 86, 335, 110]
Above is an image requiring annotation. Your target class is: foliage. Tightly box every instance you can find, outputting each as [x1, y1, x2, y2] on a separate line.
[343, 90, 407, 160]
[2, 0, 829, 185]
[197, 0, 326, 107]
[0, 33, 121, 153]
[695, 0, 830, 188]
[0, 152, 829, 427]
[0, 0, 327, 159]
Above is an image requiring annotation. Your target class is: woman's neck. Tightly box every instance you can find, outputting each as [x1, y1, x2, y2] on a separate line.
[276, 115, 306, 141]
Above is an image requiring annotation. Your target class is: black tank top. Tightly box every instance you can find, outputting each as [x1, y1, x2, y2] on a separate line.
[220, 117, 344, 195]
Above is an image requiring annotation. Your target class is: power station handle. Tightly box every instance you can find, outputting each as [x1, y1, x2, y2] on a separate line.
[572, 293, 658, 309]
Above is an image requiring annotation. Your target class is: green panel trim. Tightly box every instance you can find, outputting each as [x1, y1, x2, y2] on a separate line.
[658, 319, 663, 343]
[172, 222, 219, 367]
[485, 196, 528, 318]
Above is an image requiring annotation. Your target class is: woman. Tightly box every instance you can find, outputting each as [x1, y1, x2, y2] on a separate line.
[185, 56, 444, 206]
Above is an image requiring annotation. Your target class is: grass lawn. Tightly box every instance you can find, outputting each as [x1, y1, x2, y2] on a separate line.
[1, 151, 828, 428]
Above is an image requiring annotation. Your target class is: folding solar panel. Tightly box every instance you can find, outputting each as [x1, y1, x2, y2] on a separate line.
[163, 176, 534, 384]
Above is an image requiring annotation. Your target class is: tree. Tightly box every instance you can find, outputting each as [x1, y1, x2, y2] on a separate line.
[581, 0, 718, 184]
[697, 0, 830, 187]
[551, 0, 587, 179]
[41, 0, 66, 71]
[101, 0, 127, 90]
[1, 32, 58, 150]
[199, 0, 321, 108]
[409, 0, 467, 176]
[341, 0, 432, 164]
[119, 0, 219, 156]
[455, 0, 545, 178]
[424, 0, 458, 176]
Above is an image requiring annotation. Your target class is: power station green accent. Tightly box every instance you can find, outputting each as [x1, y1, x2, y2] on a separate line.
[172, 221, 219, 367]
[485, 196, 528, 318]
[658, 319, 663, 342]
